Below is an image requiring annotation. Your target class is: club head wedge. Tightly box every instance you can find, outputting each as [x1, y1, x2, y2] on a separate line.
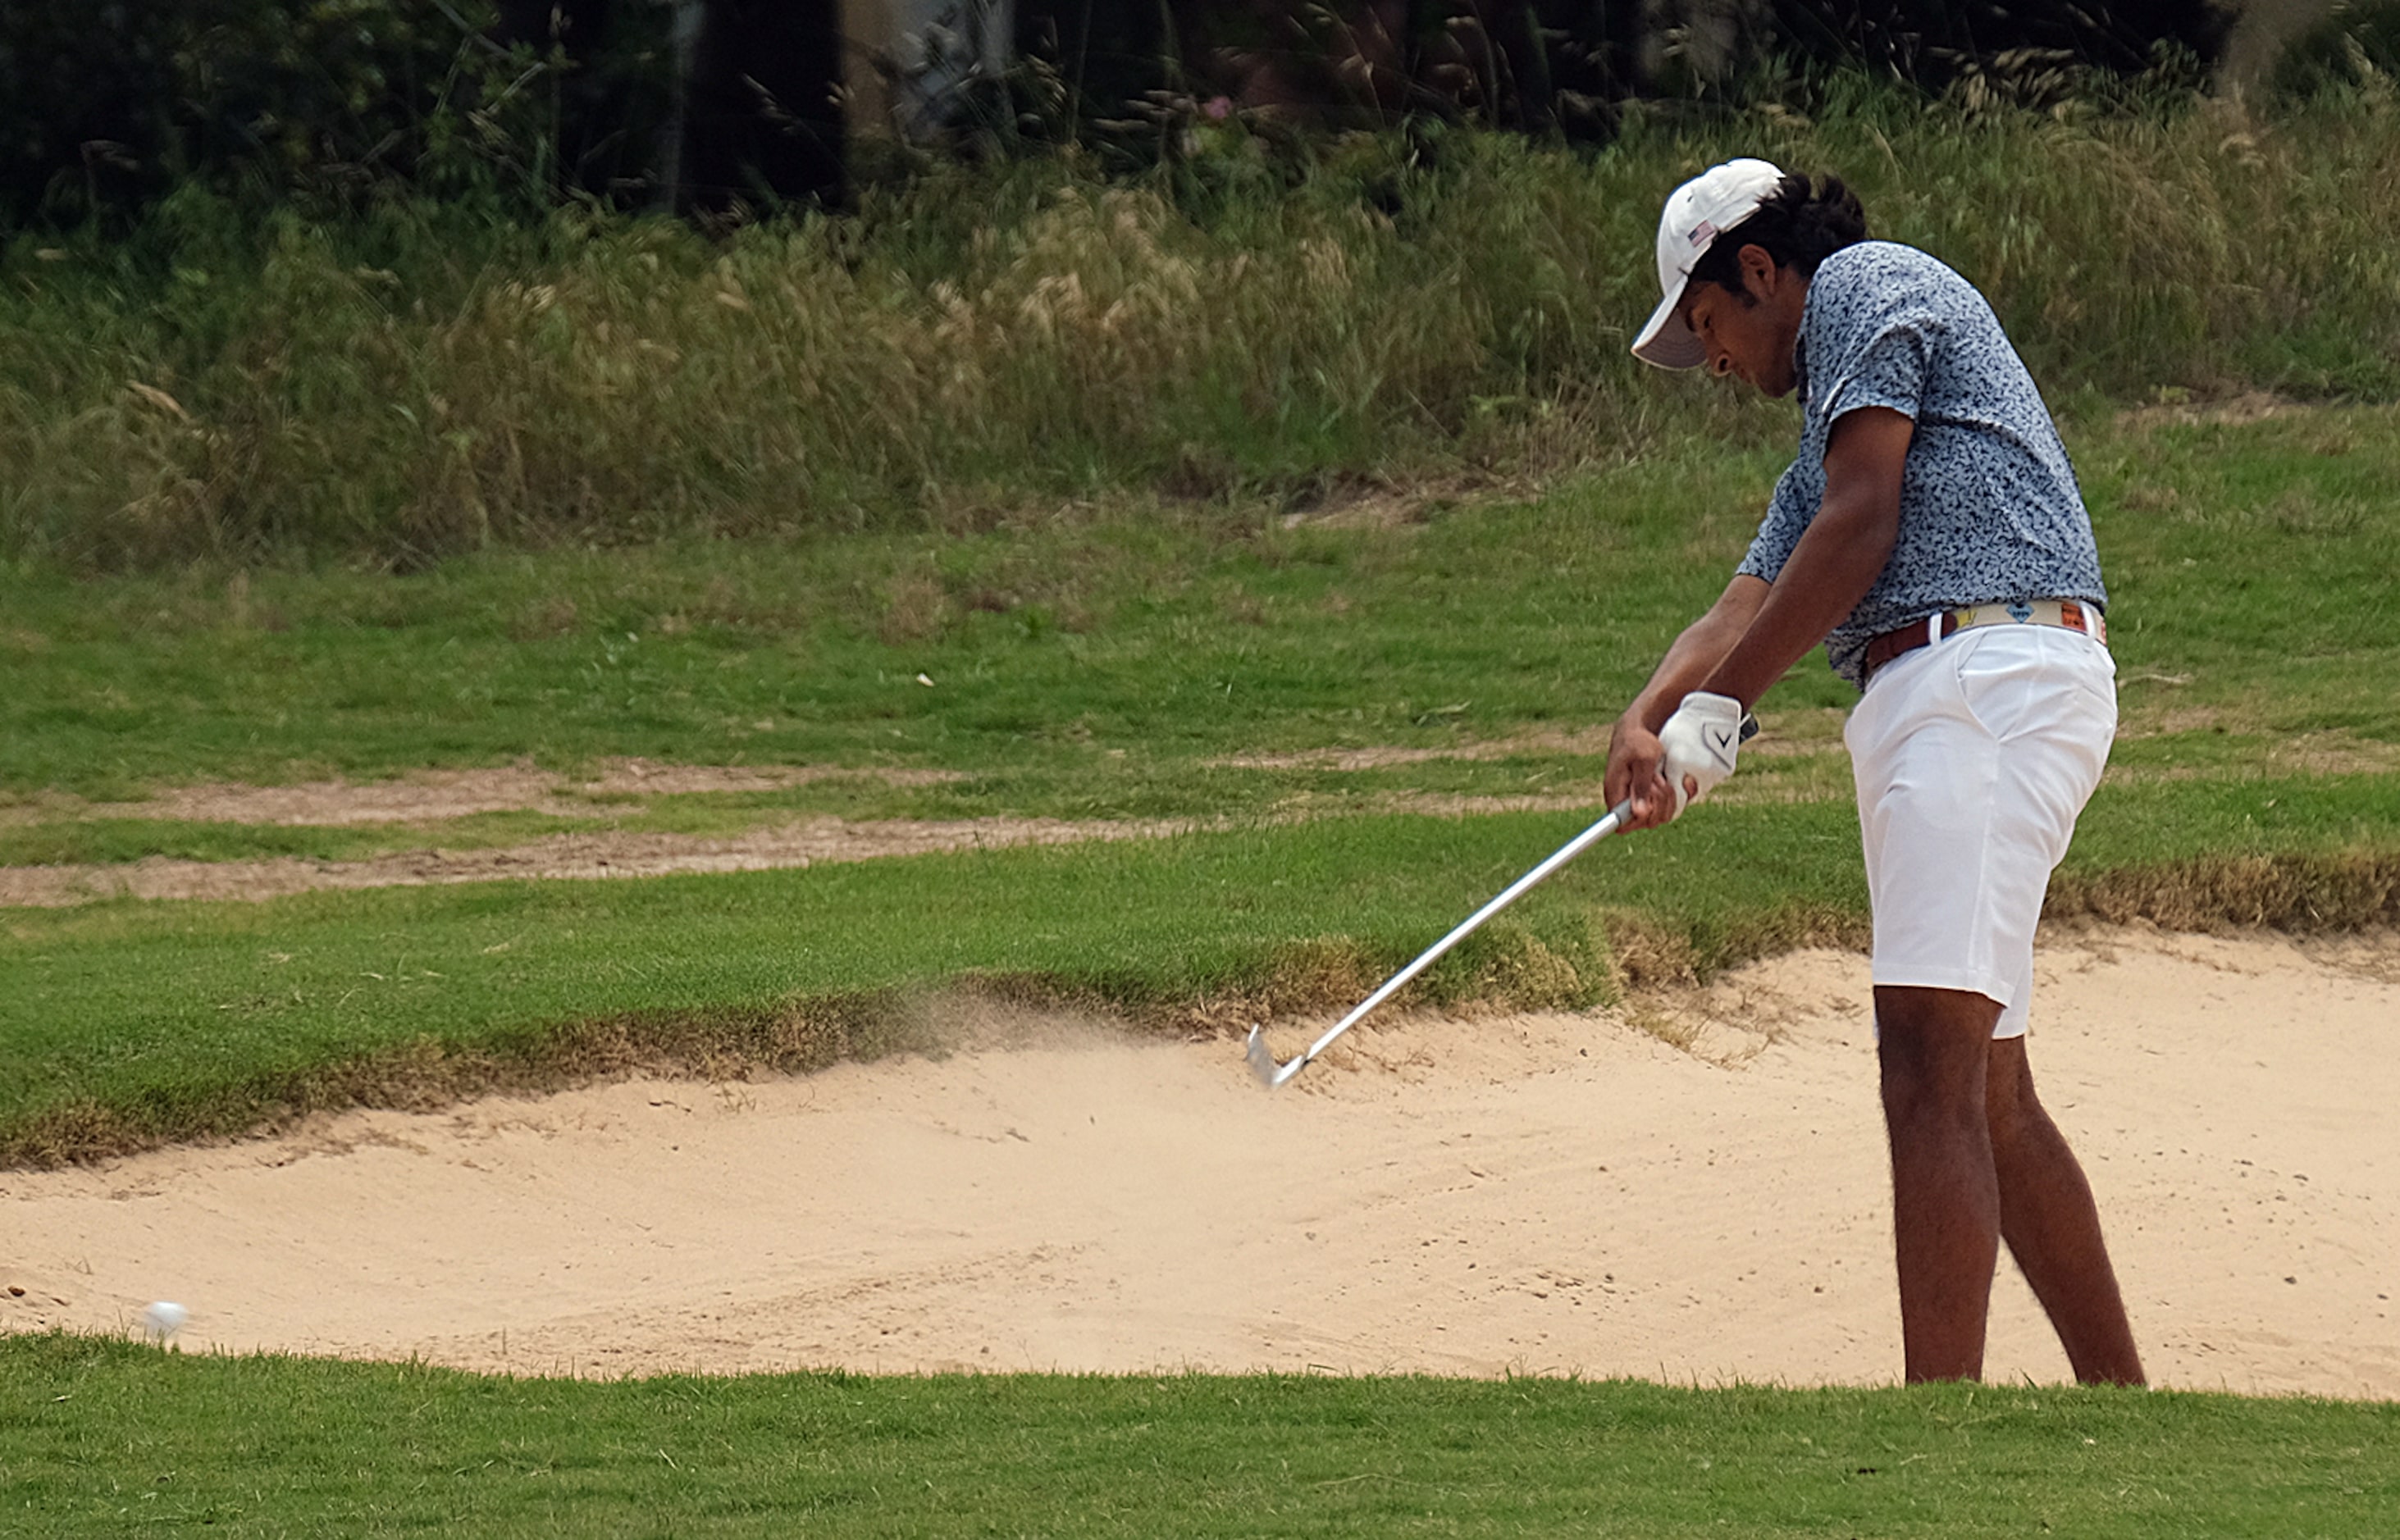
[1243, 1023, 1307, 1090]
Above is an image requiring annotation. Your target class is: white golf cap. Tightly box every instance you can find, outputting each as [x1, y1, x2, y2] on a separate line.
[1631, 157, 1788, 370]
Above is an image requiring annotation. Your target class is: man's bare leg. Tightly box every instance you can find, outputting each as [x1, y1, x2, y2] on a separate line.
[1875, 986, 2003, 1382]
[1986, 1039, 2146, 1385]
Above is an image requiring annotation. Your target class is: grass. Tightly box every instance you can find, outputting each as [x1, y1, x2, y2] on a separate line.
[5, 1335, 2396, 1537]
[5, 93, 2400, 1537]
[8, 87, 2400, 570]
[0, 804, 1816, 1161]
[1, 403, 2396, 1159]
[0, 443, 1798, 801]
[5, 406, 2398, 816]
[6, 770, 2397, 1164]
[0, 810, 607, 868]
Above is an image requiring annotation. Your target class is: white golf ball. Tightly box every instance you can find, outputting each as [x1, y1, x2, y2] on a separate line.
[143, 1301, 188, 1338]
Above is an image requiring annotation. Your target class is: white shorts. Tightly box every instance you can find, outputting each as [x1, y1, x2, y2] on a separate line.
[1842, 623, 2116, 1039]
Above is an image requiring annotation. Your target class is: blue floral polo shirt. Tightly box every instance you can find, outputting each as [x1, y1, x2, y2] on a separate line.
[1735, 240, 2106, 688]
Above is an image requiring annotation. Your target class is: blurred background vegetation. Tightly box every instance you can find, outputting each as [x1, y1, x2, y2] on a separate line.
[0, 2, 2267, 225]
[4, 1, 2398, 572]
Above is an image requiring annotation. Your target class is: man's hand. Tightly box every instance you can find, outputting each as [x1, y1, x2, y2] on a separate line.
[1603, 574, 1770, 832]
[1657, 690, 1746, 815]
[1604, 713, 1679, 831]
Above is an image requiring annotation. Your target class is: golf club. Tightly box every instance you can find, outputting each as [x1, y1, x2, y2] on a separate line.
[1244, 715, 1757, 1089]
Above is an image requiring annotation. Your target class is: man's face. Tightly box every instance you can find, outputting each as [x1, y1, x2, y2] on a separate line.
[1677, 244, 1806, 399]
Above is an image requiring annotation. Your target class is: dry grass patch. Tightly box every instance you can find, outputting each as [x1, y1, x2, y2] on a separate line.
[0, 988, 924, 1169]
[2049, 850, 2400, 932]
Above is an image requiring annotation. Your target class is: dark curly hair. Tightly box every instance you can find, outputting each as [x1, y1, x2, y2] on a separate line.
[1686, 173, 1868, 301]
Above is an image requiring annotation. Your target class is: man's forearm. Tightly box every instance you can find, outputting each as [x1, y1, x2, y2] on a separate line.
[1627, 585, 1761, 731]
[1701, 492, 1893, 708]
[1700, 407, 1914, 709]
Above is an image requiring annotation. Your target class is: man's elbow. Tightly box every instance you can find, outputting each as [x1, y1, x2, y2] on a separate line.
[1823, 492, 1902, 566]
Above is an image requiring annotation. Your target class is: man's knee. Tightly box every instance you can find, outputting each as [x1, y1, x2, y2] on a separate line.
[1877, 986, 2003, 1121]
[1983, 1037, 2051, 1143]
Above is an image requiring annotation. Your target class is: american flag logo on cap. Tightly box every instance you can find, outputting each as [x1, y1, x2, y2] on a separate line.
[1689, 220, 1717, 245]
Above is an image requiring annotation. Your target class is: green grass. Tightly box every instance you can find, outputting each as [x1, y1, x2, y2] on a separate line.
[9, 89, 2400, 571]
[5, 1336, 2395, 1537]
[8, 101, 2400, 1536]
[2077, 408, 2400, 739]
[0, 805, 1811, 1158]
[6, 408, 2398, 817]
[2, 405, 2398, 1159]
[0, 445, 1799, 801]
[0, 810, 609, 868]
[7, 769, 2397, 1163]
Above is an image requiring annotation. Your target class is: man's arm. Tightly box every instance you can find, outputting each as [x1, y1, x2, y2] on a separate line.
[1605, 404, 1915, 829]
[1605, 574, 1768, 828]
[1700, 405, 1914, 709]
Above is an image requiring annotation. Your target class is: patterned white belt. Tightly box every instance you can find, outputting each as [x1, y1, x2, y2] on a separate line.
[1862, 599, 2106, 680]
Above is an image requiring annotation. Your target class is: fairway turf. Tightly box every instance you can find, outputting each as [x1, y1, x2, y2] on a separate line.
[8, 67, 2400, 1540]
[5, 1336, 2396, 1538]
[5, 374, 2398, 1532]
[2, 409, 2398, 1156]
[6, 409, 2396, 812]
[6, 772, 2397, 1162]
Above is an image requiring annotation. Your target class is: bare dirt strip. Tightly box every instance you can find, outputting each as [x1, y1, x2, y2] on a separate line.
[0, 760, 964, 829]
[0, 759, 1192, 907]
[6, 924, 2394, 1396]
[0, 816, 1189, 908]
[0, 754, 1645, 906]
[0, 794, 1756, 908]
[7, 735, 2395, 907]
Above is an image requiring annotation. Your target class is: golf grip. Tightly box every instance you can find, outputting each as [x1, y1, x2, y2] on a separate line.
[1281, 713, 1758, 1074]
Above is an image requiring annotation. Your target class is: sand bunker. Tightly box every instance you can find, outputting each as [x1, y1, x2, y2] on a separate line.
[5, 925, 2395, 1396]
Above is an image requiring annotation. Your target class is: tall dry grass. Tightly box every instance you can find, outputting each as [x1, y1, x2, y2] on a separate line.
[5, 84, 2398, 570]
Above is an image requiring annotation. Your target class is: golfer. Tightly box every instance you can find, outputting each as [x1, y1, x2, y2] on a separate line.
[1603, 159, 2145, 1386]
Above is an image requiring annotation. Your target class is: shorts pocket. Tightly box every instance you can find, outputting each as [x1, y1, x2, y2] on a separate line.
[1954, 634, 2041, 743]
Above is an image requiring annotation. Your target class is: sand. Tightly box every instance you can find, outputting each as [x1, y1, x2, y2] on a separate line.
[4, 924, 2394, 1396]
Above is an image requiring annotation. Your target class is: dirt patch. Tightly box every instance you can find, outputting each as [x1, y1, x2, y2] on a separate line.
[1272, 474, 1502, 531]
[1216, 712, 1852, 772]
[0, 815, 1188, 909]
[0, 760, 965, 830]
[1, 715, 2383, 909]
[7, 926, 2393, 1394]
[11, 790, 1703, 907]
[2111, 390, 2309, 431]
[2108, 728, 2400, 781]
[0, 793, 1733, 908]
[1218, 729, 1620, 772]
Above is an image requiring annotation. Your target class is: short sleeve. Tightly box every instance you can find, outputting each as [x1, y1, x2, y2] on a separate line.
[1736, 462, 1814, 584]
[1822, 303, 1937, 424]
[1765, 242, 2103, 690]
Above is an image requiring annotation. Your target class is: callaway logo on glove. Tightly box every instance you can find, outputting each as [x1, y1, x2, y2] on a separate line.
[1656, 690, 1746, 816]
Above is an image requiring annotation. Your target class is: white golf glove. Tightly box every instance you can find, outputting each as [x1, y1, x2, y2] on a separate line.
[1657, 690, 1746, 817]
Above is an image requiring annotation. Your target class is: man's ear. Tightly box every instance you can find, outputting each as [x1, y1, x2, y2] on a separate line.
[1737, 243, 1781, 302]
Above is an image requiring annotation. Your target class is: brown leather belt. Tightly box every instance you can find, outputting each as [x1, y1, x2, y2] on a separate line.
[1860, 599, 2106, 683]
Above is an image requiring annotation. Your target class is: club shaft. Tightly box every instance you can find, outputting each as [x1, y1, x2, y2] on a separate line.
[1288, 798, 1633, 1072]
